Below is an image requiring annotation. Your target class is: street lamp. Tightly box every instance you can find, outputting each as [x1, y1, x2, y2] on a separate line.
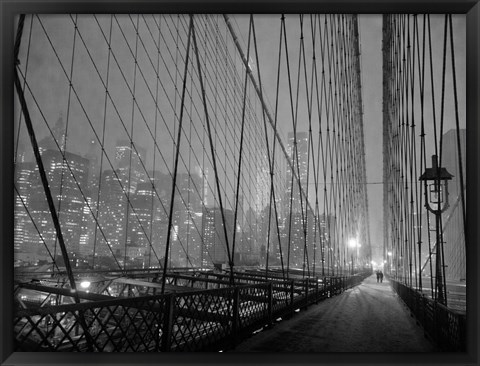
[419, 154, 453, 305]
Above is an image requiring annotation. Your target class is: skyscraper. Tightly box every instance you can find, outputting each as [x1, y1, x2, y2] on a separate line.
[29, 150, 89, 261]
[171, 172, 203, 267]
[115, 140, 147, 194]
[96, 169, 125, 260]
[286, 131, 309, 214]
[284, 131, 309, 267]
[38, 115, 67, 156]
[202, 207, 234, 267]
[13, 162, 36, 264]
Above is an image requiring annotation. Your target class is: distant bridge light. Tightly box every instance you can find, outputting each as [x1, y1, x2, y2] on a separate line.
[348, 238, 358, 248]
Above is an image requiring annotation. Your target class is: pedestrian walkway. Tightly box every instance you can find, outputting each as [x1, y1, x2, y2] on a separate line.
[231, 274, 438, 352]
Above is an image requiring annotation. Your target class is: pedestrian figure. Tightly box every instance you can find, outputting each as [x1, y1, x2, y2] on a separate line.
[376, 270, 380, 283]
[379, 271, 384, 283]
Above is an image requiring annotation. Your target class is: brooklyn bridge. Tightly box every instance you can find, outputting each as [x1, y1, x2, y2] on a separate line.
[4, 11, 470, 356]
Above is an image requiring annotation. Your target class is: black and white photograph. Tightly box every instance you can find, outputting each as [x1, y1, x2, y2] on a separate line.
[5, 7, 472, 358]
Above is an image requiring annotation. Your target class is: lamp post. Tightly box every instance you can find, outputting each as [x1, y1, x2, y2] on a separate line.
[419, 155, 453, 305]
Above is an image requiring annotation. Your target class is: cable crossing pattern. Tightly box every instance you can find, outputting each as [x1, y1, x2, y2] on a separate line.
[14, 14, 370, 282]
[382, 14, 466, 308]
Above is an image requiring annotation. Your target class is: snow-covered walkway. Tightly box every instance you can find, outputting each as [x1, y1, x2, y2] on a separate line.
[232, 274, 438, 352]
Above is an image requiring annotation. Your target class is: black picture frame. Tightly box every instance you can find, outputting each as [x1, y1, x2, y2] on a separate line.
[1, 1, 478, 365]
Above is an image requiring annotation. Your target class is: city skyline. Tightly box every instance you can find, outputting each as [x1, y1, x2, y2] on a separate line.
[14, 122, 342, 273]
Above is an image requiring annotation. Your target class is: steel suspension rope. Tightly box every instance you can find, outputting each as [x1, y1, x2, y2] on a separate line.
[231, 16, 253, 285]
[92, 15, 114, 270]
[298, 14, 312, 278]
[14, 15, 33, 165]
[251, 16, 287, 281]
[123, 14, 140, 270]
[191, 15, 235, 281]
[161, 15, 193, 294]
[147, 15, 162, 269]
[448, 15, 466, 252]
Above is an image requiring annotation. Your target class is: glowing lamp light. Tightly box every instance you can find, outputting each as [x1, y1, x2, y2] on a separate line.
[80, 281, 91, 289]
[348, 238, 358, 248]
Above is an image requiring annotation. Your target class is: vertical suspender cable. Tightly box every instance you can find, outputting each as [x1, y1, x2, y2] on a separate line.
[123, 14, 140, 270]
[162, 16, 193, 294]
[232, 17, 252, 284]
[251, 16, 287, 281]
[191, 15, 235, 284]
[52, 14, 78, 275]
[448, 14, 466, 252]
[92, 15, 114, 270]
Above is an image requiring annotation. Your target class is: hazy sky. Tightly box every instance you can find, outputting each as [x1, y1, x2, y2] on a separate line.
[358, 15, 383, 261]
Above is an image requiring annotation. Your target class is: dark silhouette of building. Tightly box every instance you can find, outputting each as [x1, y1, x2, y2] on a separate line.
[202, 207, 234, 267]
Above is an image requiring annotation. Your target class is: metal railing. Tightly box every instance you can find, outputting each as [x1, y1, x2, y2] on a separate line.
[389, 279, 466, 351]
[14, 272, 370, 352]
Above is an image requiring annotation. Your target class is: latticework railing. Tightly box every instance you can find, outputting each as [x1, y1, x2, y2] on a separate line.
[390, 278, 466, 351]
[14, 272, 371, 352]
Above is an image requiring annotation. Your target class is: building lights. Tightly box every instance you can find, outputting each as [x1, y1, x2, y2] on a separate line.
[80, 281, 91, 289]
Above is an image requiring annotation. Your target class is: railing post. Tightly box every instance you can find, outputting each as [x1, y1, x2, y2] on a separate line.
[161, 293, 175, 352]
[155, 311, 161, 352]
[458, 313, 466, 351]
[304, 279, 309, 308]
[315, 278, 319, 304]
[290, 280, 295, 316]
[231, 287, 240, 348]
[267, 283, 273, 327]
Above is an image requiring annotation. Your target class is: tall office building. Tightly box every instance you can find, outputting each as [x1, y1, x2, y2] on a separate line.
[286, 131, 309, 214]
[96, 169, 126, 259]
[29, 150, 89, 261]
[167, 172, 203, 267]
[202, 207, 234, 267]
[38, 115, 67, 156]
[115, 140, 147, 194]
[13, 162, 37, 264]
[317, 214, 337, 273]
[283, 132, 309, 266]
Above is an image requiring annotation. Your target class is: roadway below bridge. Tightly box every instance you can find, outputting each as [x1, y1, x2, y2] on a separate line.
[230, 274, 438, 352]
